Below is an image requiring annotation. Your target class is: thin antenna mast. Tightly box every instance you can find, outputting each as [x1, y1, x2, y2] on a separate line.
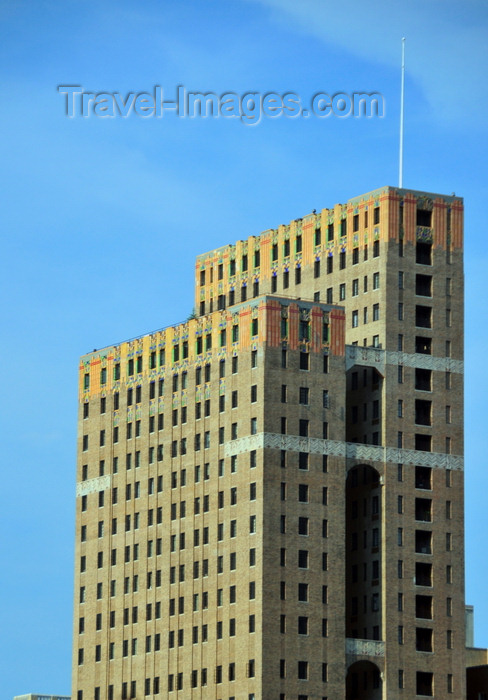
[399, 37, 405, 188]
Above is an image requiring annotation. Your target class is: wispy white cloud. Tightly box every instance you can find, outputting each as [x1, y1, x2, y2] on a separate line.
[245, 0, 488, 127]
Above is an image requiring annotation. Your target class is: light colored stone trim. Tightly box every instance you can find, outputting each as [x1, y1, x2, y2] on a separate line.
[345, 345, 463, 374]
[76, 475, 111, 497]
[346, 638, 385, 658]
[225, 433, 463, 470]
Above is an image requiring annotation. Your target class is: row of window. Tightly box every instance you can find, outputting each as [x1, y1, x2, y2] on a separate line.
[85, 349, 332, 417]
[78, 662, 260, 695]
[82, 519, 259, 556]
[80, 544, 327, 578]
[84, 348, 331, 417]
[351, 399, 452, 427]
[199, 221, 381, 289]
[201, 246, 383, 313]
[280, 516, 328, 537]
[81, 448, 327, 484]
[82, 482, 255, 512]
[351, 304, 380, 327]
[82, 512, 260, 541]
[80, 611, 261, 642]
[83, 417, 259, 453]
[80, 546, 260, 577]
[395, 432, 452, 454]
[90, 312, 328, 389]
[84, 408, 333, 455]
[207, 264, 380, 313]
[200, 232, 442, 303]
[395, 559, 454, 586]
[79, 580, 258, 607]
[84, 353, 254, 397]
[397, 625, 455, 652]
[199, 241, 454, 324]
[200, 236, 381, 290]
[78, 670, 452, 700]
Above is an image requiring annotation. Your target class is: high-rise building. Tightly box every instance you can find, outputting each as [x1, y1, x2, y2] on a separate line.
[73, 186, 467, 699]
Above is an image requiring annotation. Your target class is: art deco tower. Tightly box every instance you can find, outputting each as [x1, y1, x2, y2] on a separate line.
[73, 186, 464, 699]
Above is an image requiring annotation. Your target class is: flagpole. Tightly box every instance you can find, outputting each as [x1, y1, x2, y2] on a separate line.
[399, 37, 405, 188]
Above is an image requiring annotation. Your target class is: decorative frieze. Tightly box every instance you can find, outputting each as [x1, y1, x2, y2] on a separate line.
[76, 475, 111, 497]
[225, 433, 463, 470]
[346, 345, 463, 374]
[346, 638, 385, 658]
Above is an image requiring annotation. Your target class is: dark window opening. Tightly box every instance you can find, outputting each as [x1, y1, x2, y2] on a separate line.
[415, 498, 432, 522]
[416, 595, 433, 619]
[415, 434, 432, 452]
[415, 368, 432, 391]
[416, 242, 432, 265]
[416, 274, 432, 297]
[416, 305, 432, 328]
[415, 562, 432, 587]
[415, 466, 432, 490]
[415, 336, 432, 354]
[415, 530, 432, 554]
[416, 627, 433, 652]
[416, 671, 433, 696]
[299, 352, 309, 370]
[415, 399, 432, 426]
[416, 209, 432, 227]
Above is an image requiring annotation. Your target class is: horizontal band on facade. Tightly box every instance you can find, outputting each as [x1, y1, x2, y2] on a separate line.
[346, 637, 385, 658]
[76, 429, 463, 497]
[225, 432, 463, 470]
[346, 345, 463, 374]
[76, 474, 111, 497]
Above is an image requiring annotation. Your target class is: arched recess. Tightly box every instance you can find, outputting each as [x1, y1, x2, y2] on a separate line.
[346, 660, 382, 700]
[345, 464, 382, 641]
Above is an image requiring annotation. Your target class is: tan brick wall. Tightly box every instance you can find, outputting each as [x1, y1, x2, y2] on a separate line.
[73, 186, 467, 699]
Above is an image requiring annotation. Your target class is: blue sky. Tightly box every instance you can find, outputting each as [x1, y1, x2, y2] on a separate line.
[1, 0, 487, 695]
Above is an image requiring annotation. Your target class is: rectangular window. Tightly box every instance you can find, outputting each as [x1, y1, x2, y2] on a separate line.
[297, 661, 308, 681]
[299, 352, 309, 370]
[416, 305, 432, 328]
